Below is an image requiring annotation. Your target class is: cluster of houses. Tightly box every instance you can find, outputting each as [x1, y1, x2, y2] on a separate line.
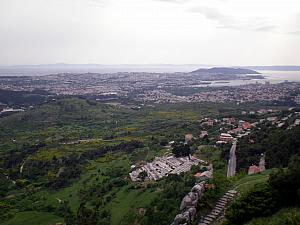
[129, 155, 206, 182]
[217, 118, 252, 144]
[184, 117, 253, 145]
[197, 117, 254, 144]
[258, 111, 300, 130]
[199, 108, 300, 145]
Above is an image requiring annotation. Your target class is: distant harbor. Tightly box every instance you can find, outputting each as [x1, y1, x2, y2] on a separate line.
[189, 71, 300, 87]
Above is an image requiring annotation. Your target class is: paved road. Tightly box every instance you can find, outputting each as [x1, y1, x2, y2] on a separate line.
[227, 141, 237, 177]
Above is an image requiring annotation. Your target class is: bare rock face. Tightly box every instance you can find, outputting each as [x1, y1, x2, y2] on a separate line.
[180, 194, 192, 211]
[186, 207, 197, 221]
[182, 211, 191, 223]
[191, 182, 205, 198]
[189, 192, 199, 207]
[180, 192, 199, 211]
[172, 179, 209, 224]
[172, 212, 190, 225]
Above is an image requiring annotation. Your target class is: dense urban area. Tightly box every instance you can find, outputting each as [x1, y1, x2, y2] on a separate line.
[0, 69, 300, 109]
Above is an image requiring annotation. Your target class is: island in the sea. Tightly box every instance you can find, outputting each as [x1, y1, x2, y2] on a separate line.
[189, 67, 264, 81]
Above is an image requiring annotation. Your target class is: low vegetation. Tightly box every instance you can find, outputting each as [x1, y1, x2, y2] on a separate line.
[0, 98, 299, 225]
[224, 156, 300, 225]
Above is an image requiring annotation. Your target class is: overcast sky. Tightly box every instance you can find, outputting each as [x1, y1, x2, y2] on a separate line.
[1, 0, 300, 66]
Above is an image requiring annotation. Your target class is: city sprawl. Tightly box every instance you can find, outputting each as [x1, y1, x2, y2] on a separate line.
[0, 72, 300, 105]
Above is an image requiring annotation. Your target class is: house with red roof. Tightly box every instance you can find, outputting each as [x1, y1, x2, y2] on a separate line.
[248, 165, 260, 175]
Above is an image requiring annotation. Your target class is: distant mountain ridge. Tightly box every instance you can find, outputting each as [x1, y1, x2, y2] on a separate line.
[191, 67, 260, 75]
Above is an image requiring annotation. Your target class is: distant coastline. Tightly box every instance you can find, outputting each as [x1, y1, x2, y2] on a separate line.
[0, 65, 299, 88]
[0, 64, 300, 77]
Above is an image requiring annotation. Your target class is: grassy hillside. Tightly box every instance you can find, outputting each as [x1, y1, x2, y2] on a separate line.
[232, 170, 274, 194]
[224, 156, 300, 225]
[0, 99, 225, 224]
[246, 207, 300, 225]
[0, 98, 296, 225]
[2, 211, 63, 225]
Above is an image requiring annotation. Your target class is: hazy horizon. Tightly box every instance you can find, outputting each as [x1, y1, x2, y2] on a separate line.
[1, 64, 300, 77]
[1, 63, 300, 67]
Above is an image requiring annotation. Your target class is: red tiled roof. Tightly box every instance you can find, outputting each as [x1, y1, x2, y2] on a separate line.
[248, 165, 260, 174]
[194, 172, 201, 177]
[242, 122, 252, 129]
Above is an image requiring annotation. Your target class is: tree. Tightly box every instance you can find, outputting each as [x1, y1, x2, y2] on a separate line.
[269, 155, 300, 205]
[63, 202, 75, 225]
[225, 183, 280, 225]
[172, 144, 190, 157]
[76, 203, 98, 225]
[138, 171, 148, 181]
[160, 139, 169, 146]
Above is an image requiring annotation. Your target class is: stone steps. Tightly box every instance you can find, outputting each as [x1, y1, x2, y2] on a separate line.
[205, 216, 214, 221]
[206, 214, 216, 219]
[203, 219, 211, 224]
[198, 189, 238, 225]
[210, 211, 219, 216]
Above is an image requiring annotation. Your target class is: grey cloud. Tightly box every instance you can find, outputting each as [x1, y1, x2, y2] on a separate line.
[216, 25, 237, 29]
[218, 24, 276, 33]
[86, 0, 108, 7]
[188, 6, 275, 33]
[187, 7, 233, 26]
[283, 13, 300, 35]
[153, 0, 187, 3]
[255, 25, 275, 32]
[287, 30, 300, 35]
[65, 0, 108, 7]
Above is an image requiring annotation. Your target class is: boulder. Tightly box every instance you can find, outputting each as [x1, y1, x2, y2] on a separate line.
[180, 192, 199, 210]
[172, 212, 190, 225]
[187, 207, 197, 221]
[191, 182, 205, 198]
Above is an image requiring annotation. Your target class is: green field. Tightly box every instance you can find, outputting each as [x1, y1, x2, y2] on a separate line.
[233, 169, 274, 194]
[2, 211, 63, 225]
[1, 148, 166, 225]
[108, 187, 156, 225]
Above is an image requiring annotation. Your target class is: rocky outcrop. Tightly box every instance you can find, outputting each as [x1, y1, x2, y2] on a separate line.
[172, 210, 193, 225]
[180, 191, 199, 211]
[191, 183, 205, 198]
[171, 164, 213, 225]
[171, 181, 206, 225]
